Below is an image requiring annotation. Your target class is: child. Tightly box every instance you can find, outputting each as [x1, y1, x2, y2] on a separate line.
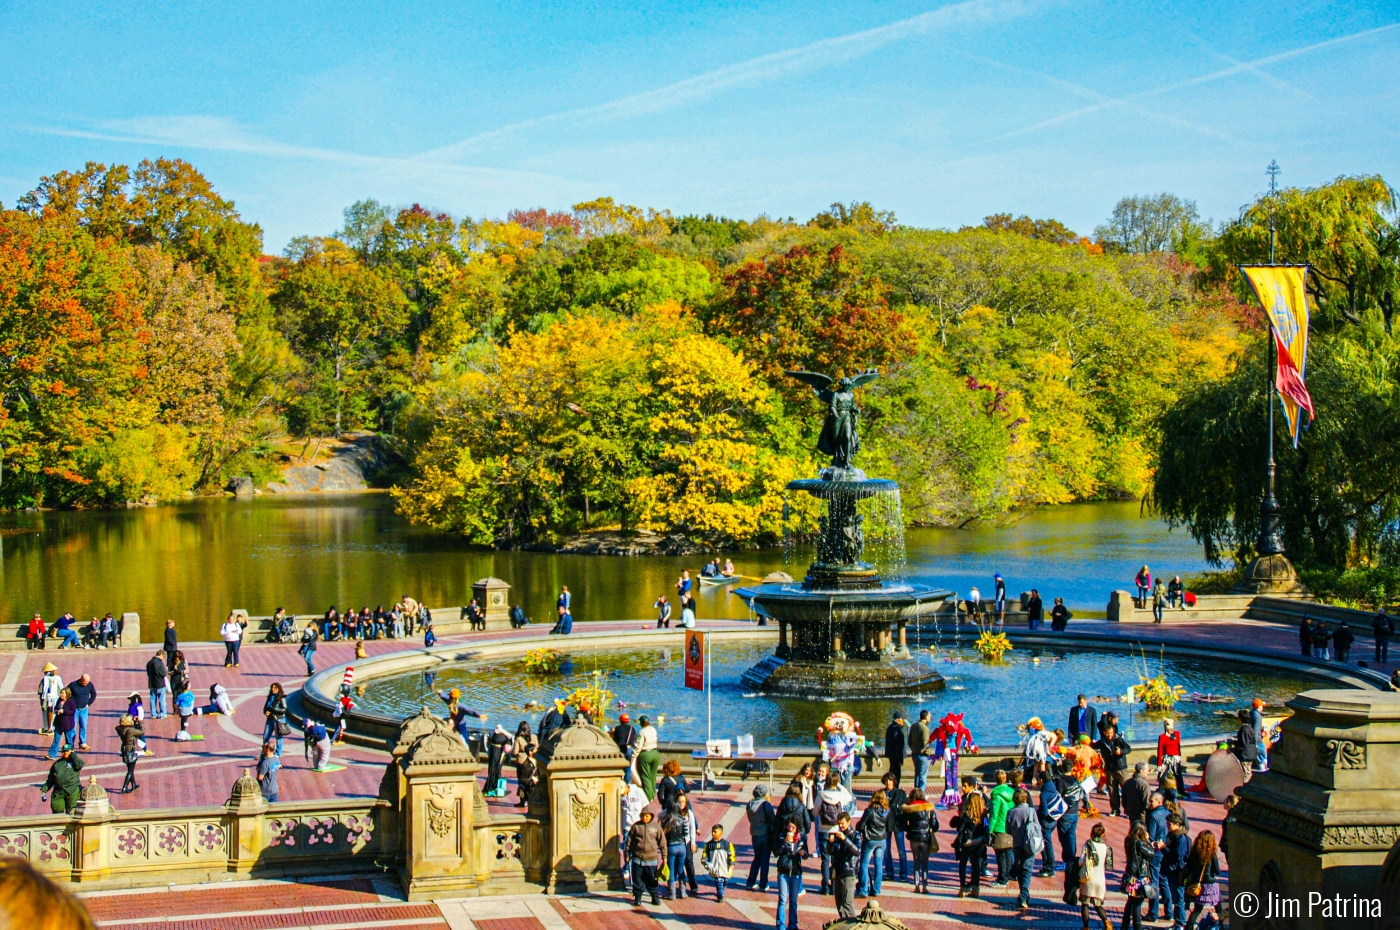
[354, 640, 367, 659]
[332, 693, 355, 743]
[701, 824, 736, 902]
[174, 688, 196, 741]
[423, 623, 437, 647]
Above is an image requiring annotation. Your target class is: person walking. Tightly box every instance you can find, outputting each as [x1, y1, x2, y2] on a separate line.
[951, 789, 989, 898]
[881, 771, 908, 882]
[1121, 823, 1156, 930]
[1157, 721, 1186, 797]
[774, 820, 807, 930]
[1052, 770, 1080, 876]
[884, 711, 907, 787]
[1144, 792, 1170, 922]
[744, 784, 776, 891]
[1374, 609, 1393, 662]
[1151, 579, 1167, 623]
[854, 789, 890, 897]
[37, 663, 63, 735]
[40, 746, 84, 813]
[775, 783, 812, 842]
[1182, 830, 1222, 930]
[827, 811, 861, 918]
[70, 674, 96, 750]
[48, 687, 77, 759]
[1077, 822, 1114, 930]
[701, 824, 735, 902]
[908, 710, 932, 789]
[262, 684, 289, 755]
[1005, 788, 1041, 911]
[1025, 589, 1044, 631]
[116, 714, 144, 793]
[627, 809, 664, 906]
[656, 759, 690, 813]
[145, 651, 169, 719]
[299, 621, 319, 676]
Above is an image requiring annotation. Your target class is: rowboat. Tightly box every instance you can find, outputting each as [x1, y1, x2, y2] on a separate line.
[698, 574, 742, 586]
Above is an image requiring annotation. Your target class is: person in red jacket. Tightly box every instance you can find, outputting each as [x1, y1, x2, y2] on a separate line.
[1156, 719, 1185, 798]
[26, 615, 46, 650]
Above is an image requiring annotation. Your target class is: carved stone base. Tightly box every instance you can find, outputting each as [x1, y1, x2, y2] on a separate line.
[1232, 553, 1308, 594]
[740, 655, 945, 697]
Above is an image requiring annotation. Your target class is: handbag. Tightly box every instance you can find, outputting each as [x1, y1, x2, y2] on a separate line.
[991, 831, 1014, 851]
[276, 720, 293, 737]
[1184, 860, 1207, 900]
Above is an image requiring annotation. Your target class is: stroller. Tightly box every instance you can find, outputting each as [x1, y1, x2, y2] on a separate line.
[266, 614, 296, 643]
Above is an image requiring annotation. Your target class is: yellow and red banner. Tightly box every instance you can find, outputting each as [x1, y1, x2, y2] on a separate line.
[684, 630, 705, 691]
[1242, 265, 1315, 446]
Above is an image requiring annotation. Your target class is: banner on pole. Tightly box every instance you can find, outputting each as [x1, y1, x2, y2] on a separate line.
[1242, 265, 1316, 446]
[684, 630, 705, 691]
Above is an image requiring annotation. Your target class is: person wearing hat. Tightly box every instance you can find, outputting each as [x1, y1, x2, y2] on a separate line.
[40, 745, 84, 813]
[635, 714, 661, 801]
[884, 711, 908, 788]
[993, 573, 1007, 623]
[611, 713, 639, 763]
[36, 663, 63, 735]
[438, 688, 485, 739]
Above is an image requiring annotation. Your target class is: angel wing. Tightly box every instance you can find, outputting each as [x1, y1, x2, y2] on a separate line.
[846, 368, 881, 389]
[784, 369, 834, 391]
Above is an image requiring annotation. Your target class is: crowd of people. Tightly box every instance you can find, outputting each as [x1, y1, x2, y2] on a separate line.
[24, 611, 123, 650]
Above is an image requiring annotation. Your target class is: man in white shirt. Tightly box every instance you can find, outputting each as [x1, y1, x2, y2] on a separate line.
[221, 614, 246, 668]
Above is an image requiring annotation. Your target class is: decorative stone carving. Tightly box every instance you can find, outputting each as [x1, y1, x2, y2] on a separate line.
[472, 577, 512, 627]
[395, 707, 486, 900]
[226, 768, 268, 812]
[572, 797, 602, 830]
[394, 708, 473, 765]
[539, 717, 625, 893]
[1318, 738, 1365, 770]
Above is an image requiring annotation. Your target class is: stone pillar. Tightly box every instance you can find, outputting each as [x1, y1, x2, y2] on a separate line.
[472, 577, 512, 629]
[1229, 689, 1400, 928]
[537, 717, 627, 893]
[72, 777, 113, 883]
[777, 619, 790, 659]
[896, 619, 908, 656]
[224, 768, 268, 874]
[394, 709, 488, 899]
[1106, 590, 1137, 622]
[118, 612, 141, 648]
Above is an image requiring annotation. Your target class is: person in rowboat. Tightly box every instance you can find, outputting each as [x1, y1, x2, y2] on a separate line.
[723, 559, 735, 577]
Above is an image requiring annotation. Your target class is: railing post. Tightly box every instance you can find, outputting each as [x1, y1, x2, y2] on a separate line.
[224, 769, 268, 874]
[71, 777, 113, 883]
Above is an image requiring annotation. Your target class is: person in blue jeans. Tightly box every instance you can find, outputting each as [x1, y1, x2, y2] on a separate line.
[49, 689, 77, 759]
[262, 684, 288, 756]
[53, 614, 80, 649]
[773, 820, 806, 930]
[1004, 789, 1039, 911]
[662, 802, 692, 900]
[70, 674, 97, 749]
[1160, 813, 1190, 929]
[744, 784, 775, 891]
[854, 789, 890, 897]
[880, 772, 908, 881]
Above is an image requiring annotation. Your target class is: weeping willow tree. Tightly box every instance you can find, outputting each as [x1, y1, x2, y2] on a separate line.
[1153, 324, 1400, 570]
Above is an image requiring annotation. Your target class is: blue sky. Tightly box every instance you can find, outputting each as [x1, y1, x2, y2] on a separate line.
[2, 1, 1397, 251]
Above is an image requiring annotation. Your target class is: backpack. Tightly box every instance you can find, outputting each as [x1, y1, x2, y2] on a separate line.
[1026, 816, 1045, 856]
[819, 796, 843, 828]
[1044, 791, 1068, 822]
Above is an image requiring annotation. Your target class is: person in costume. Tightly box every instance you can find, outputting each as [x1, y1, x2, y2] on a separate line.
[930, 712, 978, 809]
[818, 712, 863, 790]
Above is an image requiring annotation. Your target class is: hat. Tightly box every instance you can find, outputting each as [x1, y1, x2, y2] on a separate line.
[753, 784, 769, 798]
[619, 713, 630, 723]
[449, 688, 461, 700]
[42, 663, 57, 673]
[127, 691, 141, 700]
[893, 710, 906, 721]
[638, 715, 650, 725]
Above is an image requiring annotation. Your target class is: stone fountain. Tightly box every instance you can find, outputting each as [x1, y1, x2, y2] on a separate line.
[735, 369, 952, 697]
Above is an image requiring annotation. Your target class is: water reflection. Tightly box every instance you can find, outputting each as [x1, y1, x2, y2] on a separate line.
[0, 496, 1207, 641]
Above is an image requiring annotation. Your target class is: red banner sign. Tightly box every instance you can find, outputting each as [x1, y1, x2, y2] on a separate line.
[684, 630, 705, 691]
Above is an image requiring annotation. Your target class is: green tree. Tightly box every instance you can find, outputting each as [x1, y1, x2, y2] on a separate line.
[272, 247, 409, 436]
[1095, 193, 1207, 255]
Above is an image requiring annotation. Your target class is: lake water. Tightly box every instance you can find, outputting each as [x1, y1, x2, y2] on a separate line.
[359, 638, 1314, 746]
[0, 494, 1207, 642]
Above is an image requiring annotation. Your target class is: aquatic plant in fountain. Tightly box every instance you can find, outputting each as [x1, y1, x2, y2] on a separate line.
[734, 367, 953, 697]
[523, 648, 564, 675]
[1131, 646, 1185, 711]
[973, 625, 1013, 662]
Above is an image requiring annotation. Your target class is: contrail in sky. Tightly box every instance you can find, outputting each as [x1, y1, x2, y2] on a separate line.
[419, 0, 1055, 162]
